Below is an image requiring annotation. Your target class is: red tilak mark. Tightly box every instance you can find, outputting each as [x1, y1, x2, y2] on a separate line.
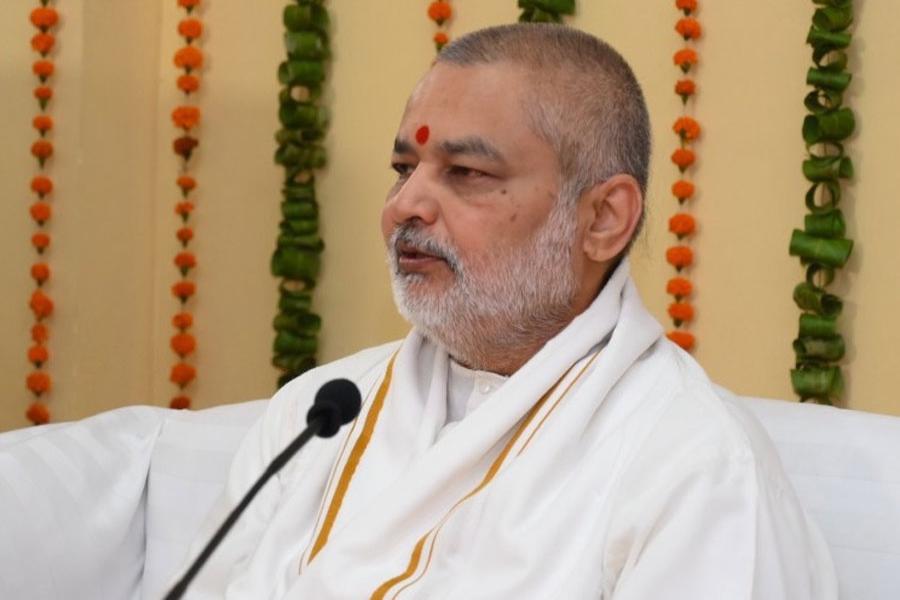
[415, 125, 430, 145]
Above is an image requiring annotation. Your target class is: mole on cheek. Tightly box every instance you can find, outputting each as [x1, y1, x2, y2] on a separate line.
[500, 189, 508, 195]
[509, 212, 518, 223]
[415, 125, 430, 145]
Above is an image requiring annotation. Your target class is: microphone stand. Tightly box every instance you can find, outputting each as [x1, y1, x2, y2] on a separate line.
[164, 418, 323, 600]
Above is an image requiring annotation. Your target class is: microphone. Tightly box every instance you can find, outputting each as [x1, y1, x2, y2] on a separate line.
[164, 379, 362, 600]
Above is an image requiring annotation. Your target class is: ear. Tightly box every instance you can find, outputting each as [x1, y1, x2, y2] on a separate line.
[579, 174, 643, 264]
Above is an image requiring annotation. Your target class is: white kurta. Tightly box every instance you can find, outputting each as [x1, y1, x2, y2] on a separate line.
[184, 261, 838, 599]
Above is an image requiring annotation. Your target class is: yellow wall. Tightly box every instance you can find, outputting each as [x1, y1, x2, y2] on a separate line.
[1, 0, 897, 431]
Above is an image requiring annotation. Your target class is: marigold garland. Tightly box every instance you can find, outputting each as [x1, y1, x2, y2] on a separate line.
[271, 1, 332, 387]
[25, 0, 60, 425]
[665, 0, 701, 352]
[427, 2, 452, 52]
[788, 0, 856, 404]
[168, 0, 205, 410]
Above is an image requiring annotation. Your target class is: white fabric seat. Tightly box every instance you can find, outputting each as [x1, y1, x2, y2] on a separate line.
[0, 396, 898, 599]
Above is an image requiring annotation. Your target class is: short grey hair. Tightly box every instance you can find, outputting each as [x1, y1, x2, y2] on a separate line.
[438, 24, 651, 239]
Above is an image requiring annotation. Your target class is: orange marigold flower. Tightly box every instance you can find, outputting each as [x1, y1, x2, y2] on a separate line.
[32, 232, 51, 251]
[26, 371, 52, 395]
[177, 74, 200, 93]
[434, 32, 449, 50]
[172, 312, 193, 330]
[30, 290, 54, 319]
[178, 18, 203, 40]
[172, 106, 201, 130]
[30, 201, 52, 224]
[176, 227, 194, 244]
[31, 175, 53, 196]
[33, 59, 54, 78]
[668, 302, 695, 322]
[675, 17, 702, 40]
[173, 135, 199, 159]
[174, 46, 204, 70]
[32, 323, 49, 343]
[671, 179, 694, 201]
[170, 395, 191, 410]
[31, 263, 51, 284]
[675, 79, 696, 100]
[170, 362, 197, 386]
[171, 332, 197, 356]
[669, 213, 696, 237]
[26, 401, 51, 425]
[28, 345, 49, 365]
[673, 116, 701, 141]
[670, 148, 696, 172]
[666, 277, 693, 298]
[178, 0, 202, 8]
[34, 85, 53, 100]
[676, 0, 698, 12]
[174, 251, 197, 271]
[30, 7, 59, 29]
[176, 175, 197, 192]
[33, 115, 54, 134]
[673, 48, 698, 73]
[175, 201, 195, 217]
[172, 280, 196, 301]
[427, 1, 452, 25]
[667, 330, 695, 351]
[666, 245, 694, 270]
[31, 140, 53, 160]
[31, 33, 55, 54]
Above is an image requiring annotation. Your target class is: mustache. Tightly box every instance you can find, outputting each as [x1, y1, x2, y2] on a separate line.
[389, 224, 462, 274]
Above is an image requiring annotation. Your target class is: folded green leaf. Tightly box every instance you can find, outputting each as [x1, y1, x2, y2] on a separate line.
[271, 247, 320, 283]
[802, 108, 854, 145]
[791, 365, 842, 402]
[793, 282, 843, 316]
[790, 229, 852, 268]
[804, 181, 842, 213]
[285, 31, 328, 59]
[803, 155, 853, 182]
[804, 89, 844, 114]
[812, 5, 853, 32]
[807, 67, 851, 92]
[283, 4, 330, 34]
[794, 335, 845, 361]
[799, 313, 838, 338]
[278, 60, 326, 87]
[807, 26, 851, 50]
[804, 209, 845, 238]
[274, 330, 318, 355]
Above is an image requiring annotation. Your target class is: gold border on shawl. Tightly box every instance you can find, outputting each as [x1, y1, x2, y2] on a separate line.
[308, 353, 397, 563]
[301, 366, 382, 572]
[371, 352, 599, 599]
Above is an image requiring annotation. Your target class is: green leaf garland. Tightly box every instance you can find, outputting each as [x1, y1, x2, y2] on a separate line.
[789, 0, 855, 404]
[517, 0, 575, 23]
[271, 0, 331, 388]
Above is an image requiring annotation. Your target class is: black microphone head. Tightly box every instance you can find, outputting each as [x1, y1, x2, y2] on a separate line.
[306, 378, 362, 438]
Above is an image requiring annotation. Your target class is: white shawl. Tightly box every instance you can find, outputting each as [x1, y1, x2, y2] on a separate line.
[187, 261, 836, 599]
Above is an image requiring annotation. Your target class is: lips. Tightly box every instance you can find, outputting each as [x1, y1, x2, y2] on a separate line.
[395, 240, 447, 272]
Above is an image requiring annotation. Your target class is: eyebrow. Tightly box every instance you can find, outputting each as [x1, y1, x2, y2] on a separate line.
[439, 136, 505, 163]
[392, 135, 506, 164]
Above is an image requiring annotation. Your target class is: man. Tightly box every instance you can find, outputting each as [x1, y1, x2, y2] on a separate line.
[187, 24, 837, 598]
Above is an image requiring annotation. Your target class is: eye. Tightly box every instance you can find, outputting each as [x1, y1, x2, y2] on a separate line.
[391, 162, 415, 179]
[447, 165, 487, 179]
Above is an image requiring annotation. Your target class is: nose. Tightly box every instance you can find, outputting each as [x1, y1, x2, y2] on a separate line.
[383, 165, 440, 228]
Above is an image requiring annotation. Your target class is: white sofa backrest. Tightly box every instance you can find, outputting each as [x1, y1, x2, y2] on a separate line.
[2, 396, 899, 599]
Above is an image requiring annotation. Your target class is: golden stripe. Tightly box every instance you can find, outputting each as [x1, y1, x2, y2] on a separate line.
[517, 350, 601, 455]
[300, 377, 374, 571]
[308, 353, 397, 563]
[372, 361, 582, 599]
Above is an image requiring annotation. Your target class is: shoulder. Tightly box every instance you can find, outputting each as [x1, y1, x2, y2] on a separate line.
[257, 340, 403, 448]
[614, 338, 788, 494]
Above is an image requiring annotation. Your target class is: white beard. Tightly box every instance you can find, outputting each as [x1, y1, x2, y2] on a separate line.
[388, 200, 578, 371]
